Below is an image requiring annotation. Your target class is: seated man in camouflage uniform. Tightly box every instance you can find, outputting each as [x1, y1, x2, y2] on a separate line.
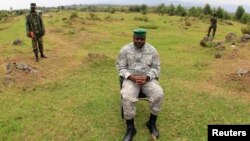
[26, 3, 47, 62]
[207, 14, 217, 37]
[116, 28, 164, 141]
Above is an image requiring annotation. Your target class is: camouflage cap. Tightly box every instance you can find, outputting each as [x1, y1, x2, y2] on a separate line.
[133, 28, 146, 37]
[30, 3, 36, 7]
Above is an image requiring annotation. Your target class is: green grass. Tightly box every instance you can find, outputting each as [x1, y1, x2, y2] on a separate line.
[0, 11, 249, 141]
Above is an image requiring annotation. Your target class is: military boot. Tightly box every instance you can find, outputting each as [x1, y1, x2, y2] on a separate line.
[146, 114, 159, 139]
[40, 52, 47, 58]
[35, 53, 39, 62]
[123, 119, 136, 141]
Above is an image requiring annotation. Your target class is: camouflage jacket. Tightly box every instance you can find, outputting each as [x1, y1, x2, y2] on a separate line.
[26, 11, 45, 37]
[116, 42, 160, 80]
[210, 17, 217, 27]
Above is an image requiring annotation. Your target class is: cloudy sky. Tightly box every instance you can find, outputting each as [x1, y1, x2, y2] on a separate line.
[1, 0, 250, 10]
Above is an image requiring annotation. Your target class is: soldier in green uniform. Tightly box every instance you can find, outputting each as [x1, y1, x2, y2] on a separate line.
[26, 3, 47, 62]
[207, 14, 217, 37]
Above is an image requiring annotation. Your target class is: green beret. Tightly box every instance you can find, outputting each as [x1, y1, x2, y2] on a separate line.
[30, 3, 36, 7]
[133, 28, 146, 37]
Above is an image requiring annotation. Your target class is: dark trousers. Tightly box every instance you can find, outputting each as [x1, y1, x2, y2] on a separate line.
[32, 37, 43, 54]
[208, 26, 217, 37]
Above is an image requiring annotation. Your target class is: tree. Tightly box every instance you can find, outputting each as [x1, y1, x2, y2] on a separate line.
[156, 3, 166, 15]
[235, 5, 245, 20]
[167, 4, 175, 16]
[141, 4, 147, 15]
[203, 3, 212, 15]
[241, 13, 250, 24]
[224, 11, 232, 20]
[175, 4, 186, 17]
[128, 5, 141, 12]
[216, 7, 224, 19]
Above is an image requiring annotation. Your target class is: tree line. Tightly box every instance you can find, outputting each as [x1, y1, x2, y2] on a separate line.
[0, 3, 250, 24]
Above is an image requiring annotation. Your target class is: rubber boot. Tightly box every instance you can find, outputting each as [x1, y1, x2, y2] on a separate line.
[146, 114, 159, 139]
[123, 119, 136, 141]
[35, 53, 39, 62]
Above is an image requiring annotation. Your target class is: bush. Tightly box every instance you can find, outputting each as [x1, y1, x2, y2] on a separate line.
[241, 13, 250, 24]
[241, 24, 250, 34]
[185, 18, 192, 26]
[133, 16, 148, 22]
[87, 13, 101, 21]
[0, 11, 8, 21]
[104, 16, 112, 22]
[70, 12, 78, 19]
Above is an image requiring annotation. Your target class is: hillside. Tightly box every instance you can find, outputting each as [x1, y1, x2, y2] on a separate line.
[0, 11, 249, 140]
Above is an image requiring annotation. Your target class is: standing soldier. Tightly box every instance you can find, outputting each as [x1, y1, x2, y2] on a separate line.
[116, 28, 164, 141]
[26, 3, 47, 62]
[207, 14, 217, 37]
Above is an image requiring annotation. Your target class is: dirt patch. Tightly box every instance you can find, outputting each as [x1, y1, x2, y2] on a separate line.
[3, 61, 40, 87]
[49, 28, 64, 33]
[228, 71, 250, 92]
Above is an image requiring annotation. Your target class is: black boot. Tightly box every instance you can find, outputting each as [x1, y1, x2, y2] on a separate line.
[123, 119, 136, 141]
[146, 114, 159, 139]
[40, 52, 47, 58]
[35, 53, 39, 62]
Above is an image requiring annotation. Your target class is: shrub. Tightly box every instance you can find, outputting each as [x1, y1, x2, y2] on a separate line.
[87, 13, 101, 21]
[241, 24, 250, 34]
[104, 16, 112, 22]
[70, 12, 78, 19]
[185, 20, 192, 26]
[133, 16, 148, 22]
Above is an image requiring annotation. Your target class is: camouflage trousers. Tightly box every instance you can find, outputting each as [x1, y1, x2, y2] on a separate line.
[121, 79, 164, 120]
[31, 37, 43, 54]
[208, 26, 217, 37]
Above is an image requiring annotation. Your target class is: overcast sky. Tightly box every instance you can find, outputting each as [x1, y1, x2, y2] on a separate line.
[1, 0, 250, 10]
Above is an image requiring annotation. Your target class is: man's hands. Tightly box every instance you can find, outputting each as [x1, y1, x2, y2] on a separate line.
[128, 74, 148, 86]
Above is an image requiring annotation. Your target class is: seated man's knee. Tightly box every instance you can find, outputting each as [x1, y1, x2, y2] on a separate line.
[122, 97, 137, 120]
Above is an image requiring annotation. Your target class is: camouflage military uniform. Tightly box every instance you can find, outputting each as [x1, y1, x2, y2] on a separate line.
[26, 11, 45, 55]
[207, 17, 217, 37]
[116, 42, 164, 120]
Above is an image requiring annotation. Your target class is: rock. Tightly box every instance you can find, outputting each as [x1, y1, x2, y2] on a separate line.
[15, 63, 37, 73]
[215, 45, 225, 51]
[215, 51, 221, 58]
[241, 34, 250, 42]
[13, 39, 22, 45]
[6, 62, 37, 74]
[236, 68, 249, 77]
[225, 32, 237, 41]
[200, 36, 211, 47]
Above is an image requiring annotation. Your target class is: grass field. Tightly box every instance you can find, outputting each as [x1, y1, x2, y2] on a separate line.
[0, 11, 250, 141]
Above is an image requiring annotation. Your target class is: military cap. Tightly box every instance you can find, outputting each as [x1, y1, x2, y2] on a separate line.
[30, 3, 36, 7]
[133, 28, 147, 37]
